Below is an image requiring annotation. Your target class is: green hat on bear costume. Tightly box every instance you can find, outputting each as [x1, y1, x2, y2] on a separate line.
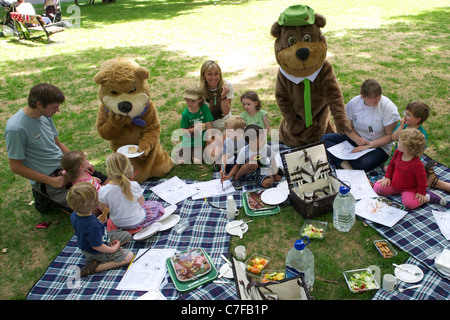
[278, 4, 315, 26]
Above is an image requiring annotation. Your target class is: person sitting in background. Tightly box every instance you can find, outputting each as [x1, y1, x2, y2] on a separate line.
[16, 0, 52, 25]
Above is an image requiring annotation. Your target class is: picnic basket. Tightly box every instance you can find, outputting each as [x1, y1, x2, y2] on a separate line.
[280, 141, 348, 219]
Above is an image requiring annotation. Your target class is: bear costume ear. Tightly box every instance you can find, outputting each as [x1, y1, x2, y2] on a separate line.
[270, 21, 282, 39]
[314, 13, 326, 28]
[93, 70, 107, 85]
[135, 67, 150, 81]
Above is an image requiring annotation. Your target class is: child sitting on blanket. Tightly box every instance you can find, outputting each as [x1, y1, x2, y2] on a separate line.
[98, 152, 165, 232]
[226, 124, 282, 190]
[61, 150, 109, 192]
[374, 129, 447, 210]
[220, 115, 246, 182]
[67, 182, 133, 277]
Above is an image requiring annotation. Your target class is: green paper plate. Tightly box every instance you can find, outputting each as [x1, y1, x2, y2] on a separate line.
[165, 248, 218, 292]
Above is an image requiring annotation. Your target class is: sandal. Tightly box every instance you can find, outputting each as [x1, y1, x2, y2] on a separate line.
[80, 260, 99, 277]
[425, 159, 439, 189]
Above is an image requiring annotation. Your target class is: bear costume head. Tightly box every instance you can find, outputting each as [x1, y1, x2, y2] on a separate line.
[94, 57, 174, 183]
[271, 5, 351, 147]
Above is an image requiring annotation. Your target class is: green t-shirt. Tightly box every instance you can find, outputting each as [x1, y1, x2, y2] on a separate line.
[240, 110, 268, 128]
[180, 103, 214, 147]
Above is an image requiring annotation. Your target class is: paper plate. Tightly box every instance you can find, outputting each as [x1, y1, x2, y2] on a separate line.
[394, 264, 424, 283]
[159, 214, 180, 231]
[159, 204, 177, 222]
[117, 144, 144, 158]
[225, 220, 248, 236]
[261, 188, 288, 205]
[133, 222, 162, 241]
[434, 250, 450, 277]
[219, 263, 234, 279]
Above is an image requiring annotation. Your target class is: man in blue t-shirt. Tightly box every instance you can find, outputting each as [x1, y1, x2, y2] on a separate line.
[5, 83, 107, 213]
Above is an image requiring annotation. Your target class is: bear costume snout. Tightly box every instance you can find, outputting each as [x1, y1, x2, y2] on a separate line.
[296, 47, 309, 61]
[118, 101, 133, 114]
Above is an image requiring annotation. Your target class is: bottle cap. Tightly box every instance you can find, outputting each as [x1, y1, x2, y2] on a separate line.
[339, 185, 350, 194]
[294, 236, 310, 250]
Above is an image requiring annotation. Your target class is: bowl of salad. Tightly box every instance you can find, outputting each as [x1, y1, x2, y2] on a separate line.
[343, 268, 380, 293]
[301, 220, 327, 239]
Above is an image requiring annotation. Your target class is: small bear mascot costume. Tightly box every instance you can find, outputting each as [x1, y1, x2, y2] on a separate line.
[271, 5, 352, 147]
[95, 57, 174, 183]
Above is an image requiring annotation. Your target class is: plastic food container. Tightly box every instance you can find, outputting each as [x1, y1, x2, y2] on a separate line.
[245, 253, 270, 275]
[169, 248, 211, 283]
[373, 239, 397, 258]
[301, 220, 327, 239]
[261, 270, 285, 283]
[173, 220, 190, 234]
[343, 268, 380, 293]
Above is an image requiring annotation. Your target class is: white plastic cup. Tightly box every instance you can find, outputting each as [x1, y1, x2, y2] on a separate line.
[235, 245, 247, 260]
[382, 274, 398, 291]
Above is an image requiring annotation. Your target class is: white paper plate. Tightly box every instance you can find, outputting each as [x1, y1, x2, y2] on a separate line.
[434, 250, 450, 277]
[261, 188, 288, 205]
[133, 222, 162, 241]
[117, 144, 144, 158]
[159, 214, 180, 231]
[225, 220, 248, 236]
[394, 264, 424, 283]
[159, 204, 177, 222]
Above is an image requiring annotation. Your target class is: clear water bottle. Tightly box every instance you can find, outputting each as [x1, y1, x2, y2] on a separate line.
[333, 183, 355, 232]
[285, 236, 314, 288]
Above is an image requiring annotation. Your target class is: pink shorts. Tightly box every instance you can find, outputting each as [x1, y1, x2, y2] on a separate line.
[373, 181, 422, 210]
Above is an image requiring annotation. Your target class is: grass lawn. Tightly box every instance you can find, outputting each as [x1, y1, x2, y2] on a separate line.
[0, 0, 448, 300]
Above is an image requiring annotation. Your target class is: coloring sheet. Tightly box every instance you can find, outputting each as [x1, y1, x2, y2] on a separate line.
[327, 140, 375, 160]
[336, 169, 378, 200]
[117, 248, 176, 291]
[355, 198, 408, 227]
[150, 176, 198, 204]
[433, 210, 450, 240]
[191, 179, 235, 200]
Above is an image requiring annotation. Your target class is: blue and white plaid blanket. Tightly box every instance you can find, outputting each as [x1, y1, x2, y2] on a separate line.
[27, 179, 242, 300]
[27, 140, 450, 300]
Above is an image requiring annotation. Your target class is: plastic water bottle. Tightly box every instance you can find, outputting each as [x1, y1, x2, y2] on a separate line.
[333, 183, 355, 232]
[285, 236, 314, 288]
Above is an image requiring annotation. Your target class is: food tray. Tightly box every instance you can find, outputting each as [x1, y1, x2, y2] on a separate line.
[169, 248, 212, 283]
[301, 219, 327, 239]
[246, 190, 276, 211]
[242, 191, 280, 217]
[165, 248, 217, 292]
[373, 239, 397, 258]
[343, 268, 380, 293]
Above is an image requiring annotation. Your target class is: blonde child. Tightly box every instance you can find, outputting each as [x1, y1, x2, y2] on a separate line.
[239, 91, 270, 131]
[374, 129, 446, 210]
[67, 182, 133, 277]
[98, 152, 164, 232]
[177, 85, 215, 164]
[61, 151, 109, 192]
[220, 115, 246, 182]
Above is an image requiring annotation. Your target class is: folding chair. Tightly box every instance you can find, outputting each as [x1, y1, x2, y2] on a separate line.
[10, 10, 65, 43]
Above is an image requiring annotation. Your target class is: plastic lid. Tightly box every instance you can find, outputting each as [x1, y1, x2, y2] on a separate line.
[294, 236, 309, 250]
[339, 185, 350, 194]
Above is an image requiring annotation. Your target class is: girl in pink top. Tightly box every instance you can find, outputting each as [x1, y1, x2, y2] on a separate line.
[61, 151, 106, 192]
[374, 129, 446, 209]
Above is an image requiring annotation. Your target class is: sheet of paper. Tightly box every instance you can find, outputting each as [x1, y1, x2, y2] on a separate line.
[336, 169, 378, 200]
[355, 198, 408, 227]
[327, 140, 375, 160]
[150, 176, 198, 204]
[432, 210, 450, 241]
[191, 179, 235, 200]
[117, 248, 176, 292]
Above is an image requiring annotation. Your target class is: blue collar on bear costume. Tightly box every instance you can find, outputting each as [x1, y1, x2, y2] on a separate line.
[103, 101, 150, 127]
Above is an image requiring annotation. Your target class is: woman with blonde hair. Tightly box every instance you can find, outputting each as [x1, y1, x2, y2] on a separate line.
[98, 152, 164, 232]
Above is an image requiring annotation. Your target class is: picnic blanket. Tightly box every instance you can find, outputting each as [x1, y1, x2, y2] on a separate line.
[27, 139, 449, 300]
[367, 154, 450, 300]
[27, 179, 242, 300]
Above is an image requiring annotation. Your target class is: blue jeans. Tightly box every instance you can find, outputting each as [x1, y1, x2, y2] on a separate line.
[320, 133, 388, 171]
